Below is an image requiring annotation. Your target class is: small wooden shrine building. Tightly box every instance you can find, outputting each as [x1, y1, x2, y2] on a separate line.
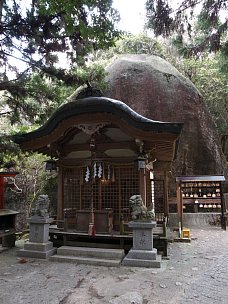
[15, 87, 183, 235]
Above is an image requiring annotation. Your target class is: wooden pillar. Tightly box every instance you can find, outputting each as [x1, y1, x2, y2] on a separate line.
[57, 167, 64, 221]
[220, 181, 226, 230]
[79, 168, 82, 210]
[98, 179, 102, 210]
[139, 168, 147, 205]
[118, 168, 121, 222]
[164, 171, 168, 217]
[176, 183, 183, 230]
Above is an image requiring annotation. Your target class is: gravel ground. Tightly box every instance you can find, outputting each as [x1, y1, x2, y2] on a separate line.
[0, 227, 228, 304]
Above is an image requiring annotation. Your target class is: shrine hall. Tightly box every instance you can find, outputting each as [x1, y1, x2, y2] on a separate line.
[15, 87, 183, 246]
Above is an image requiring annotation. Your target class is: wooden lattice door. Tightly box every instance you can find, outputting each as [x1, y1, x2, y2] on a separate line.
[62, 166, 140, 230]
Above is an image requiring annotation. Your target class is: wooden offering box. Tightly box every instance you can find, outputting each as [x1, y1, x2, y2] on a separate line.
[65, 209, 113, 234]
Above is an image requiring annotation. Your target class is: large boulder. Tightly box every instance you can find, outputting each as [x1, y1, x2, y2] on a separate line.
[105, 54, 227, 181]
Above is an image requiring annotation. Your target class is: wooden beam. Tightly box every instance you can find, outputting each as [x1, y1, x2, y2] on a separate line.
[60, 141, 139, 154]
[59, 157, 135, 167]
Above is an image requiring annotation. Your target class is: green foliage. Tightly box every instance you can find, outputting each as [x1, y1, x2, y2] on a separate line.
[6, 62, 108, 124]
[0, 111, 57, 218]
[0, 134, 20, 166]
[114, 34, 164, 56]
[70, 63, 109, 91]
[92, 34, 166, 64]
[0, 0, 121, 123]
[184, 56, 228, 135]
[0, 143, 57, 217]
[0, 114, 21, 165]
[14, 152, 57, 215]
[145, 0, 227, 56]
[146, 0, 173, 36]
[218, 41, 228, 74]
[2, 73, 74, 124]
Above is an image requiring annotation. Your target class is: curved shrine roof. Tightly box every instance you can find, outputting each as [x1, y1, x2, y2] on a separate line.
[15, 96, 183, 144]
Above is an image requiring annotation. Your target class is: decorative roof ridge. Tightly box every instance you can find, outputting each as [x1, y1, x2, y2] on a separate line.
[75, 82, 103, 100]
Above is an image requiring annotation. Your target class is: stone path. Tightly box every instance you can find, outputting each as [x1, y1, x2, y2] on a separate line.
[179, 252, 228, 304]
[169, 227, 228, 304]
[0, 227, 228, 303]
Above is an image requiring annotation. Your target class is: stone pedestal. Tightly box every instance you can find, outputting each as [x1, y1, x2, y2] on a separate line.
[122, 221, 161, 268]
[18, 216, 56, 259]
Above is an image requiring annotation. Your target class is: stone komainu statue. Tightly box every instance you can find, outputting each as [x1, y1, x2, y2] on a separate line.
[31, 195, 50, 218]
[129, 195, 155, 221]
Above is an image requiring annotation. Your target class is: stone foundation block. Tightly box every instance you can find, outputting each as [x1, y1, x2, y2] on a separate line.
[18, 241, 56, 259]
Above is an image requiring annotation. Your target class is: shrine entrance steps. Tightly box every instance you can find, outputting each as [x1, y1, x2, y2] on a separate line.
[50, 246, 125, 267]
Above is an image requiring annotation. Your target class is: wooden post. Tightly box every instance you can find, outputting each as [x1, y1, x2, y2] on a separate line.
[220, 181, 226, 230]
[164, 171, 168, 217]
[118, 168, 122, 229]
[79, 168, 82, 210]
[98, 179, 102, 210]
[139, 168, 147, 205]
[88, 143, 96, 236]
[57, 167, 64, 222]
[176, 183, 183, 231]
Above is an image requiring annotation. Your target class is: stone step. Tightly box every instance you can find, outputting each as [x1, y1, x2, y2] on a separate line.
[50, 254, 122, 267]
[56, 246, 125, 260]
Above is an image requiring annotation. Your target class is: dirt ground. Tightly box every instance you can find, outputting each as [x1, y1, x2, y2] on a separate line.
[1, 227, 228, 304]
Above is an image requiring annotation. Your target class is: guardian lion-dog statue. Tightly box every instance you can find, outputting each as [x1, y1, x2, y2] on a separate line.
[129, 195, 155, 221]
[31, 195, 50, 218]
